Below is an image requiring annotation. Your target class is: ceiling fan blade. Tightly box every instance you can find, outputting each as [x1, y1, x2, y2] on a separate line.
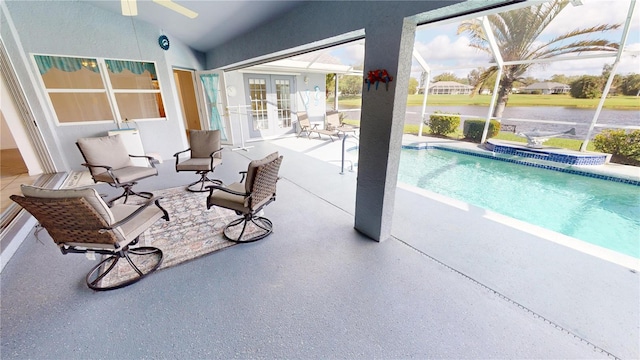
[152, 0, 198, 19]
[121, 0, 138, 16]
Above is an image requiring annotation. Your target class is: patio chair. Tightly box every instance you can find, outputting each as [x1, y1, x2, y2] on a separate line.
[206, 152, 283, 243]
[10, 185, 170, 291]
[297, 111, 339, 142]
[326, 110, 358, 138]
[297, 112, 313, 138]
[76, 134, 158, 206]
[173, 129, 223, 192]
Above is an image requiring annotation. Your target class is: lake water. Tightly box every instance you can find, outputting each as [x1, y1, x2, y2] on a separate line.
[343, 106, 639, 139]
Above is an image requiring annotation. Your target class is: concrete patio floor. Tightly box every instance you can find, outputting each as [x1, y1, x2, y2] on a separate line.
[1, 136, 638, 359]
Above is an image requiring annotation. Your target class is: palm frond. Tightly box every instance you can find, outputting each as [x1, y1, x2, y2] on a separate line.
[530, 39, 619, 59]
[458, 0, 621, 66]
[536, 24, 621, 51]
[470, 66, 499, 95]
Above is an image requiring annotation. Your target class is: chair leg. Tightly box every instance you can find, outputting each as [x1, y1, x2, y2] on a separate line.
[222, 214, 273, 243]
[106, 183, 153, 206]
[85, 246, 163, 291]
[186, 171, 223, 192]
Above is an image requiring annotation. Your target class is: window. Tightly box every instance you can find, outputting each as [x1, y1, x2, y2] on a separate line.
[275, 79, 291, 128]
[33, 55, 165, 125]
[248, 78, 268, 130]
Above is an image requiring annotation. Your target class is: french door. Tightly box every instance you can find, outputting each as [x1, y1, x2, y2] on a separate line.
[244, 74, 295, 139]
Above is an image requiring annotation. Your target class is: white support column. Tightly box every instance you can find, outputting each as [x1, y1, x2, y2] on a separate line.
[580, 0, 636, 152]
[480, 16, 503, 144]
[354, 18, 416, 241]
[334, 73, 339, 111]
[413, 49, 430, 137]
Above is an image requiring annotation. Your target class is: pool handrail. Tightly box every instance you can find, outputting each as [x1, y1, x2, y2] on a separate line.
[341, 134, 359, 175]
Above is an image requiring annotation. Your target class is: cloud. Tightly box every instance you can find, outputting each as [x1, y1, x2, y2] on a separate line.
[333, 0, 639, 82]
[543, 0, 639, 36]
[343, 45, 365, 66]
[414, 34, 491, 70]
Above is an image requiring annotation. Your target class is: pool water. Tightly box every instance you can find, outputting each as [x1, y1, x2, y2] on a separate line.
[398, 149, 640, 259]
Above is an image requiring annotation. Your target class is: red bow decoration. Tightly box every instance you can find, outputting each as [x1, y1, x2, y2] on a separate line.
[365, 69, 394, 91]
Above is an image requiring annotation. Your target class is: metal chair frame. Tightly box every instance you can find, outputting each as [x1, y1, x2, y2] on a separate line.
[206, 153, 282, 243]
[11, 191, 169, 291]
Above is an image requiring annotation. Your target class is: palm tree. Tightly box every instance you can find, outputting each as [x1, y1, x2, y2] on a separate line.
[457, 0, 620, 118]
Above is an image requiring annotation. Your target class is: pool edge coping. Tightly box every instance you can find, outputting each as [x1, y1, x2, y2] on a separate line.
[402, 142, 640, 186]
[397, 182, 640, 271]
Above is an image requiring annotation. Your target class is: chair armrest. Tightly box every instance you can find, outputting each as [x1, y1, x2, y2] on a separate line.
[105, 196, 169, 229]
[206, 184, 249, 198]
[239, 171, 248, 183]
[173, 148, 191, 167]
[209, 148, 224, 157]
[173, 148, 191, 158]
[81, 162, 119, 183]
[129, 154, 158, 168]
[81, 162, 113, 172]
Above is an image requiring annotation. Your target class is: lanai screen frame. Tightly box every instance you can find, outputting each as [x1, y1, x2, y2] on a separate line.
[413, 0, 639, 150]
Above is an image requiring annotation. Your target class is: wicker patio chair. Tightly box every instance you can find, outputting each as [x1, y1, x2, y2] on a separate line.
[11, 185, 170, 291]
[173, 129, 224, 192]
[206, 152, 283, 243]
[76, 134, 158, 206]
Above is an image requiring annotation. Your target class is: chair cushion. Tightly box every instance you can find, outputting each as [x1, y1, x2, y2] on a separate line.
[92, 166, 158, 184]
[326, 111, 340, 129]
[77, 135, 133, 174]
[208, 182, 248, 214]
[110, 203, 166, 242]
[176, 157, 222, 172]
[245, 152, 279, 193]
[20, 185, 115, 225]
[190, 130, 221, 159]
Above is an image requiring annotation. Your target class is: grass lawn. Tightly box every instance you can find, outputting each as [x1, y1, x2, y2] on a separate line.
[332, 94, 640, 110]
[337, 93, 626, 154]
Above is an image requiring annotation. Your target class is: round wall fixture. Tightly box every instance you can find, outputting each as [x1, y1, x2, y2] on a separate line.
[158, 35, 170, 51]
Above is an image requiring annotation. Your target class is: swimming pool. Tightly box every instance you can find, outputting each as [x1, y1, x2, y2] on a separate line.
[397, 148, 640, 259]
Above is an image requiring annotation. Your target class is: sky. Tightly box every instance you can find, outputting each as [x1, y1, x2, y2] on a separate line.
[331, 0, 639, 83]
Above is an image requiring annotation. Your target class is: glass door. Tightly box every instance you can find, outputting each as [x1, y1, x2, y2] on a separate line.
[244, 74, 295, 139]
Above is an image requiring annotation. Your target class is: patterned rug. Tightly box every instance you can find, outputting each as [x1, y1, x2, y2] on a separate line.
[98, 186, 263, 288]
[60, 171, 94, 189]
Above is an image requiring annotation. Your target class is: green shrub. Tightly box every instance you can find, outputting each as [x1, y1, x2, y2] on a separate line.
[463, 119, 500, 142]
[570, 76, 602, 99]
[592, 129, 640, 165]
[426, 111, 460, 136]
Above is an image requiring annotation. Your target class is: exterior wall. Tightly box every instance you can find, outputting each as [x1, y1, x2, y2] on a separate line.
[297, 73, 326, 126]
[223, 70, 326, 144]
[1, 0, 205, 172]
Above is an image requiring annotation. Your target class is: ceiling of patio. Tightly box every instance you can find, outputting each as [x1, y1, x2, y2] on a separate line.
[83, 0, 307, 53]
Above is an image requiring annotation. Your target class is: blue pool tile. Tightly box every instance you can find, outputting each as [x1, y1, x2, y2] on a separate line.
[401, 143, 639, 187]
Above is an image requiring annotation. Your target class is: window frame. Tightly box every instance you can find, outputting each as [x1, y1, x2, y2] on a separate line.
[31, 53, 167, 126]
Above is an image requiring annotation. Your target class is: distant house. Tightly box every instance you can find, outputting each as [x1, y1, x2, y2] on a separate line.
[522, 82, 570, 94]
[427, 81, 474, 95]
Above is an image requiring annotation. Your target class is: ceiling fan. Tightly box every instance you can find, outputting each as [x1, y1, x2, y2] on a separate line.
[121, 0, 198, 19]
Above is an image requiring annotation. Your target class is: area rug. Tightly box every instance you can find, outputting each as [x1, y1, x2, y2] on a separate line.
[97, 186, 264, 288]
[60, 170, 94, 189]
